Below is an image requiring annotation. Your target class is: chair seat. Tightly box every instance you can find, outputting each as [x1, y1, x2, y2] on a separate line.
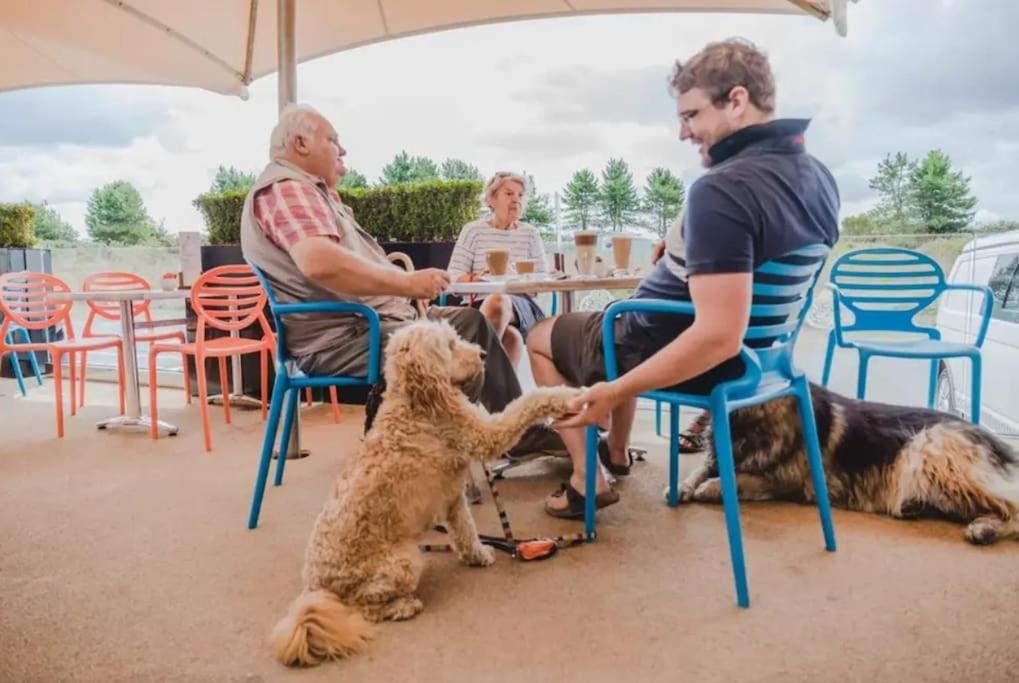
[152, 336, 270, 357]
[7, 335, 122, 352]
[136, 330, 186, 343]
[852, 339, 978, 359]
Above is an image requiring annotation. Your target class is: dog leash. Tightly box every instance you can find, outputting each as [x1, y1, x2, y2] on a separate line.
[420, 463, 589, 562]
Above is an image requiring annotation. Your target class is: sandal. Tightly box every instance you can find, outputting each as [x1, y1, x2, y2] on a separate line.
[678, 412, 712, 453]
[544, 482, 620, 520]
[597, 437, 633, 476]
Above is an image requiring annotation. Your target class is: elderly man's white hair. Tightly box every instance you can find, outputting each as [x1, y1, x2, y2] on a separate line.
[269, 104, 323, 160]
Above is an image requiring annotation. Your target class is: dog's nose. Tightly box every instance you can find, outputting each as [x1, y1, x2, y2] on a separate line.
[479, 350, 487, 361]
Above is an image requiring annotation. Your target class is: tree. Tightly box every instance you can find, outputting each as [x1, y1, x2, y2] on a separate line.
[379, 151, 439, 185]
[599, 158, 640, 231]
[561, 169, 600, 230]
[31, 201, 78, 242]
[908, 149, 977, 233]
[339, 168, 369, 189]
[84, 181, 159, 245]
[642, 167, 685, 237]
[520, 174, 553, 227]
[210, 165, 255, 193]
[868, 152, 916, 225]
[440, 158, 482, 182]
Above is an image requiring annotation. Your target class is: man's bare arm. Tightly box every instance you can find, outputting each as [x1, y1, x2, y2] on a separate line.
[289, 236, 449, 300]
[614, 272, 752, 396]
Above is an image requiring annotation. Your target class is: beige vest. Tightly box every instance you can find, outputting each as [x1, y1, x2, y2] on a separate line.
[240, 160, 415, 359]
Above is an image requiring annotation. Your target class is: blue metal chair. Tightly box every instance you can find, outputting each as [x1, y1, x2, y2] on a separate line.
[248, 264, 381, 529]
[3, 322, 44, 396]
[821, 247, 993, 423]
[584, 244, 837, 608]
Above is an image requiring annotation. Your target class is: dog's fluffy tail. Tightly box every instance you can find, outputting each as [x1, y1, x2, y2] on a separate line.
[271, 590, 376, 667]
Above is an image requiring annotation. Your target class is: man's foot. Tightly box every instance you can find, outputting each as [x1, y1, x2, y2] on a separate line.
[598, 437, 633, 476]
[677, 412, 711, 452]
[544, 477, 619, 519]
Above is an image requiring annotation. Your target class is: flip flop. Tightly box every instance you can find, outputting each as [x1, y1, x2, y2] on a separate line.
[544, 481, 619, 520]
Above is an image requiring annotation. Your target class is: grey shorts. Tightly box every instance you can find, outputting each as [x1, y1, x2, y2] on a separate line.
[550, 311, 744, 394]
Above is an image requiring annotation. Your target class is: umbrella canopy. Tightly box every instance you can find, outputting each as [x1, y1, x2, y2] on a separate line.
[0, 0, 848, 99]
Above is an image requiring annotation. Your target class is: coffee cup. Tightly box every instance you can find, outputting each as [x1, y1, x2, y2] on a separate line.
[611, 234, 633, 273]
[485, 249, 510, 276]
[514, 259, 536, 275]
[573, 230, 598, 276]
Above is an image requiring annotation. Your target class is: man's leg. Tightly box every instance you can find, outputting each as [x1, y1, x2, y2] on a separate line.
[527, 317, 637, 510]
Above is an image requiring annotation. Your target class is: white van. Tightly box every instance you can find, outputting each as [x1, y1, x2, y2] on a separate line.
[935, 230, 1019, 436]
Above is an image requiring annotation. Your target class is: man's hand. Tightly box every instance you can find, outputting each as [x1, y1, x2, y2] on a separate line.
[403, 268, 450, 300]
[553, 382, 624, 429]
[651, 240, 666, 265]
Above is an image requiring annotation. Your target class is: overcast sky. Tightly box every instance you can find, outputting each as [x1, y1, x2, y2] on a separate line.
[1, 0, 1014, 237]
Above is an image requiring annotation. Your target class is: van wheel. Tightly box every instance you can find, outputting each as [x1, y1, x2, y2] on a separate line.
[935, 365, 959, 417]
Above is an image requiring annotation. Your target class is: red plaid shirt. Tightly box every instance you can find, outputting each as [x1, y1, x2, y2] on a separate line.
[252, 180, 343, 249]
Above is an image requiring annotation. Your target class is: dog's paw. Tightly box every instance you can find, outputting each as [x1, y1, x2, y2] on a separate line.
[460, 544, 496, 567]
[693, 478, 723, 503]
[661, 483, 695, 505]
[965, 517, 1001, 546]
[531, 386, 584, 415]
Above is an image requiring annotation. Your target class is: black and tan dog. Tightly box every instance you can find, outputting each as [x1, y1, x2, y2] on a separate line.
[682, 383, 1019, 545]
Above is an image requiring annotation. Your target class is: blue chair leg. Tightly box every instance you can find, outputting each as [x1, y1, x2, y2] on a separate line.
[927, 359, 939, 409]
[17, 328, 43, 386]
[550, 292, 558, 316]
[248, 376, 288, 529]
[583, 425, 599, 541]
[709, 402, 749, 608]
[5, 336, 28, 397]
[273, 387, 301, 486]
[667, 402, 680, 507]
[821, 329, 837, 387]
[856, 352, 869, 399]
[970, 354, 981, 425]
[655, 400, 662, 436]
[794, 377, 837, 552]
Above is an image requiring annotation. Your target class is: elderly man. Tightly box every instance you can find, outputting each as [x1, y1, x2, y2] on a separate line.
[527, 39, 840, 518]
[240, 104, 557, 456]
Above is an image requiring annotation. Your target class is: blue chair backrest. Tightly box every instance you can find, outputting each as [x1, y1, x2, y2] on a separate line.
[743, 243, 830, 384]
[248, 263, 290, 364]
[829, 247, 945, 333]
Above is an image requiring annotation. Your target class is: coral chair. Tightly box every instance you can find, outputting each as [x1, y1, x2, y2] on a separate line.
[148, 265, 273, 452]
[0, 272, 125, 437]
[78, 272, 188, 409]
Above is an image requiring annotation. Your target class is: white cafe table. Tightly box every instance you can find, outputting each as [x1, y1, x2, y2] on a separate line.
[49, 289, 189, 435]
[446, 273, 643, 313]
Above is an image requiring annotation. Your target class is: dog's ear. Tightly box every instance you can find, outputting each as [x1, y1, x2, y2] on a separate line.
[384, 323, 457, 410]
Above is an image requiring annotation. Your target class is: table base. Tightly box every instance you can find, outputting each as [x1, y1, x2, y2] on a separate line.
[97, 415, 179, 435]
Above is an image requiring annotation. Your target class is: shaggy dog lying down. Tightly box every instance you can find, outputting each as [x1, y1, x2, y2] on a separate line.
[682, 382, 1019, 545]
[272, 320, 579, 666]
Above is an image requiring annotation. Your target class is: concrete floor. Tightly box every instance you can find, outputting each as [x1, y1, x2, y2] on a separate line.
[2, 372, 1018, 682]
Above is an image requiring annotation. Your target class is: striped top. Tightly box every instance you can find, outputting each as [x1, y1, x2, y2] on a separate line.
[448, 219, 549, 279]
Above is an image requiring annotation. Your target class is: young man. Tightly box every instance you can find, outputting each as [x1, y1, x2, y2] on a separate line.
[527, 39, 841, 518]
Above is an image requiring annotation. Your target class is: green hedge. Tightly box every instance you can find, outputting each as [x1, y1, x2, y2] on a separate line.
[194, 180, 482, 245]
[0, 204, 37, 248]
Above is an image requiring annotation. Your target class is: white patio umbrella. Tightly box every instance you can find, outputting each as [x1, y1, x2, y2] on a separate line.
[1, 0, 856, 109]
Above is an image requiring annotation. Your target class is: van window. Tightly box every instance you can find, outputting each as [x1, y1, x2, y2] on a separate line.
[989, 253, 1019, 323]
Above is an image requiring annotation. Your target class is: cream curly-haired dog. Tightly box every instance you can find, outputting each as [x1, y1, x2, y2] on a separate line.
[272, 320, 580, 666]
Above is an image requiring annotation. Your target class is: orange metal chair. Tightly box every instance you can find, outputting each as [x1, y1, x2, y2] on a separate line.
[0, 272, 125, 437]
[148, 265, 273, 452]
[78, 272, 188, 409]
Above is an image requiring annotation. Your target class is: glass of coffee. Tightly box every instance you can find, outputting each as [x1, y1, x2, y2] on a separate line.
[514, 259, 536, 277]
[611, 234, 633, 274]
[485, 249, 510, 276]
[573, 230, 598, 277]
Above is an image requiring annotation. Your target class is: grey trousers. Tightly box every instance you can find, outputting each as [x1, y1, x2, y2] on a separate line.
[296, 306, 522, 413]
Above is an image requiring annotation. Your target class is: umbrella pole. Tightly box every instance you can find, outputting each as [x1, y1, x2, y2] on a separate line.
[277, 0, 297, 112]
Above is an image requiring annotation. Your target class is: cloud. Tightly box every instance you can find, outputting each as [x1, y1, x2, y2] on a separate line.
[0, 86, 172, 148]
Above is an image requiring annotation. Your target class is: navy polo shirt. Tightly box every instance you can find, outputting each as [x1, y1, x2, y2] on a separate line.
[621, 118, 840, 354]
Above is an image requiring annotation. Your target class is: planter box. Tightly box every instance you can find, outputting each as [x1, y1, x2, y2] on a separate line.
[0, 247, 61, 378]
